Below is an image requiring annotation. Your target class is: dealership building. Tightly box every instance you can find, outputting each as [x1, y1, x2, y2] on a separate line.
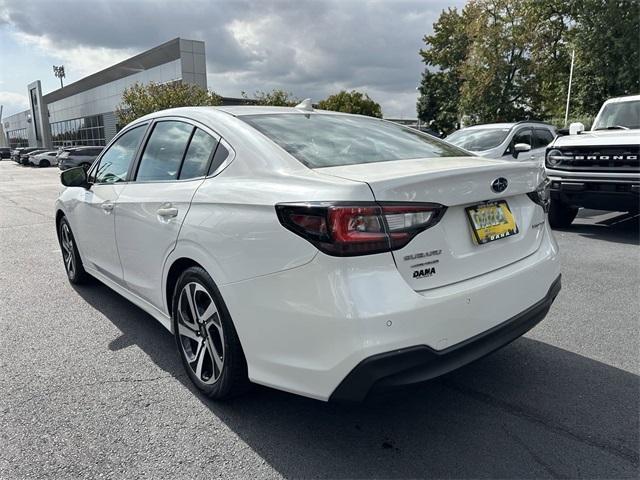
[3, 38, 212, 150]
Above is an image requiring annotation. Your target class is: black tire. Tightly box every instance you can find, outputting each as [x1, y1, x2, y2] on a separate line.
[58, 216, 89, 284]
[172, 266, 250, 399]
[39, 159, 51, 168]
[549, 200, 578, 228]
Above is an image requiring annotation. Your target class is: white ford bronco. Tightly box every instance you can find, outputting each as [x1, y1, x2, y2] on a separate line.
[545, 95, 639, 227]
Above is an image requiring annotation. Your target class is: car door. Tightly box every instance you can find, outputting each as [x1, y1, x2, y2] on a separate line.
[72, 124, 148, 283]
[115, 119, 220, 310]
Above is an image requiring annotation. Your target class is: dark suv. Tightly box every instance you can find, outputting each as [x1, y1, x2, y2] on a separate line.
[58, 146, 104, 170]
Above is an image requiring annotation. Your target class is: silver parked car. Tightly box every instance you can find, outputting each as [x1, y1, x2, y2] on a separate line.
[58, 146, 104, 170]
[446, 121, 556, 163]
[29, 150, 60, 167]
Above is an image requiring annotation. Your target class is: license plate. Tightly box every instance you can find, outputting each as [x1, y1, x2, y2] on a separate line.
[465, 201, 518, 245]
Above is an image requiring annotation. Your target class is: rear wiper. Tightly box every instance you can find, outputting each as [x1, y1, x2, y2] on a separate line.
[594, 125, 630, 130]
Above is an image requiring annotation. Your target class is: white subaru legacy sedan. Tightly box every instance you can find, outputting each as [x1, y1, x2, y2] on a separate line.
[55, 104, 561, 402]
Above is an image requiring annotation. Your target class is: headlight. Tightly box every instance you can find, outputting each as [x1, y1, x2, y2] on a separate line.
[527, 178, 551, 213]
[546, 149, 567, 167]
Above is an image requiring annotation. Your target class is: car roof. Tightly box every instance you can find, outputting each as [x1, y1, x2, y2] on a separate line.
[601, 94, 640, 104]
[458, 120, 554, 131]
[137, 105, 355, 120]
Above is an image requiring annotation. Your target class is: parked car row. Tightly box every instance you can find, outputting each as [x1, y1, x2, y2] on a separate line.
[8, 146, 104, 169]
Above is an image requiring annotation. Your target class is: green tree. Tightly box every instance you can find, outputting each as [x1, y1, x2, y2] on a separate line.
[317, 90, 382, 117]
[417, 0, 637, 128]
[571, 0, 640, 116]
[116, 81, 222, 126]
[242, 89, 299, 106]
[417, 5, 474, 132]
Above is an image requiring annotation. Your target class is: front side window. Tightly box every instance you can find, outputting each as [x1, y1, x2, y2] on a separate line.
[512, 128, 532, 147]
[241, 114, 469, 168]
[95, 125, 146, 184]
[179, 128, 218, 179]
[136, 121, 193, 182]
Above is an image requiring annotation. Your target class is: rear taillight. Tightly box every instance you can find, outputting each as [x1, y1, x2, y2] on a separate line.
[276, 202, 446, 256]
[527, 178, 551, 212]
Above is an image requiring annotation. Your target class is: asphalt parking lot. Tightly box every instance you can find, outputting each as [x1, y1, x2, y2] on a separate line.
[0, 160, 638, 479]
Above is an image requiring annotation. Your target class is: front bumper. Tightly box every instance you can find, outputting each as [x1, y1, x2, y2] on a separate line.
[331, 275, 561, 402]
[547, 169, 639, 212]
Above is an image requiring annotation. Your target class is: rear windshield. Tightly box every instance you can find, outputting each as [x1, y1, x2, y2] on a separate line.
[446, 127, 511, 151]
[241, 114, 469, 168]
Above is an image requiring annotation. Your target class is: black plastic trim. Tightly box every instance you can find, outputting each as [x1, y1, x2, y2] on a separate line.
[330, 274, 562, 403]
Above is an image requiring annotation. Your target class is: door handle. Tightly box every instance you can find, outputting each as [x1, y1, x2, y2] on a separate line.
[157, 205, 179, 219]
[101, 201, 114, 213]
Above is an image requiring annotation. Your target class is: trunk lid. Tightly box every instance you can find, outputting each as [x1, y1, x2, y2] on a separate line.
[317, 157, 546, 291]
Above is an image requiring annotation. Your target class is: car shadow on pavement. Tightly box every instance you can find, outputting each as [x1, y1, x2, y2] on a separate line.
[554, 211, 639, 246]
[74, 282, 639, 479]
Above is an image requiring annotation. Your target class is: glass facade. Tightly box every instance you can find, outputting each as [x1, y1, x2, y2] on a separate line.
[50, 115, 106, 147]
[7, 129, 28, 148]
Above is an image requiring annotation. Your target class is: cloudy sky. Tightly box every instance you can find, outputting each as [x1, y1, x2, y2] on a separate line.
[0, 0, 465, 119]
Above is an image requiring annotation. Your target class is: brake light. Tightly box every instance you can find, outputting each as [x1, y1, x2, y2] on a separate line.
[276, 202, 446, 256]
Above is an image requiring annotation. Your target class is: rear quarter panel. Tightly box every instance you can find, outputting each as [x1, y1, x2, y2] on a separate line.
[172, 169, 375, 287]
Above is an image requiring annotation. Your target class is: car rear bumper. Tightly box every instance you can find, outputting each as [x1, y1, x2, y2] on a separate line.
[220, 221, 561, 401]
[330, 274, 561, 402]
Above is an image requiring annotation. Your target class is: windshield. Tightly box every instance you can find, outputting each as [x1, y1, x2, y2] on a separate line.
[593, 100, 640, 130]
[446, 128, 511, 151]
[241, 114, 469, 168]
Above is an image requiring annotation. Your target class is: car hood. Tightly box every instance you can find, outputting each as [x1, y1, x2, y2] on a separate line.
[554, 129, 640, 147]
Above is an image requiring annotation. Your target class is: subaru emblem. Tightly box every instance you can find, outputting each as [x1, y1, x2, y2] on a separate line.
[491, 177, 508, 193]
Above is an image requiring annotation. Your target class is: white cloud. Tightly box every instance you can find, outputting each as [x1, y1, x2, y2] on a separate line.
[0, 91, 29, 116]
[2, 0, 469, 118]
[12, 31, 135, 80]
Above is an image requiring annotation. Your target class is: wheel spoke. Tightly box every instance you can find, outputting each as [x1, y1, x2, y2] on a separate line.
[184, 285, 198, 324]
[207, 312, 224, 338]
[199, 302, 218, 324]
[178, 287, 198, 330]
[194, 342, 208, 380]
[207, 336, 223, 372]
[177, 321, 199, 341]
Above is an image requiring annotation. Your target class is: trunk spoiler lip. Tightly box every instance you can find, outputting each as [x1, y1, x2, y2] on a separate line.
[315, 157, 542, 184]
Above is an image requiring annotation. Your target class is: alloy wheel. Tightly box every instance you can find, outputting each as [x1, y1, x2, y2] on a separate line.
[60, 223, 75, 278]
[177, 282, 225, 384]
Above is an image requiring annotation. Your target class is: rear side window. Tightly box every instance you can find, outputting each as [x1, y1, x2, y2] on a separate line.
[95, 125, 146, 184]
[533, 129, 554, 149]
[241, 114, 469, 168]
[179, 128, 217, 179]
[208, 141, 231, 175]
[136, 121, 193, 182]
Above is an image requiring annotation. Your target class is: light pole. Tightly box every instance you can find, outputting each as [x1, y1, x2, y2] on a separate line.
[564, 49, 575, 128]
[53, 65, 65, 88]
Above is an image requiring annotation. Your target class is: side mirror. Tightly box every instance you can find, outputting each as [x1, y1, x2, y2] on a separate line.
[61, 166, 90, 188]
[569, 122, 585, 135]
[512, 143, 531, 158]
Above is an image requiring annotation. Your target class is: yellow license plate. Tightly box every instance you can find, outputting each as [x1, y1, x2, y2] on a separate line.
[465, 201, 518, 245]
